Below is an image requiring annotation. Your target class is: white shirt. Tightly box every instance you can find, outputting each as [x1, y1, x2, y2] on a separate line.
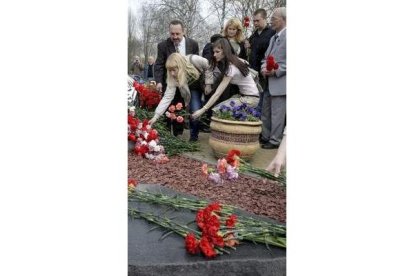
[277, 27, 286, 37]
[224, 64, 259, 97]
[176, 37, 186, 55]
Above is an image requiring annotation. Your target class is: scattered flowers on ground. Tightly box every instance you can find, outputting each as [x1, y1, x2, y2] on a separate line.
[128, 106, 169, 163]
[128, 189, 287, 259]
[202, 149, 286, 186]
[202, 155, 239, 185]
[133, 81, 161, 110]
[128, 178, 138, 194]
[185, 202, 239, 258]
[214, 101, 261, 122]
[132, 107, 200, 156]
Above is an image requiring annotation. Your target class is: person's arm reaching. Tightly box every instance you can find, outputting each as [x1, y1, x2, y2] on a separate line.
[191, 76, 231, 119]
[148, 86, 176, 125]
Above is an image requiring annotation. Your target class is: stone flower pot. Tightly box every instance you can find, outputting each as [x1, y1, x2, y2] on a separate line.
[209, 116, 262, 160]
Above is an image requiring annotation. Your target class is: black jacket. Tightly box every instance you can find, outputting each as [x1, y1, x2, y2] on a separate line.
[154, 37, 199, 89]
[248, 26, 276, 72]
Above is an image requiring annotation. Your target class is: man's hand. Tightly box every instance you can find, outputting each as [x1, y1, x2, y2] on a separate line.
[191, 108, 205, 120]
[244, 39, 251, 49]
[261, 69, 276, 77]
[156, 83, 163, 93]
[204, 84, 212, 95]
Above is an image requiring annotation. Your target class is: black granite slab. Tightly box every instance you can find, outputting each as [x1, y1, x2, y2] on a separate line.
[128, 184, 286, 276]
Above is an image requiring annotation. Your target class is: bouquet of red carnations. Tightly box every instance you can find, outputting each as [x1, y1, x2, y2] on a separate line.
[128, 107, 169, 163]
[133, 81, 161, 110]
[266, 55, 279, 71]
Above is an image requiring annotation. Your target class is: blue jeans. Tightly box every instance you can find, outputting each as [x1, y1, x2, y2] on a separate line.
[189, 89, 202, 140]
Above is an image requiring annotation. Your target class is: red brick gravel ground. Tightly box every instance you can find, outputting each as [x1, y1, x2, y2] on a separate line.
[128, 152, 286, 223]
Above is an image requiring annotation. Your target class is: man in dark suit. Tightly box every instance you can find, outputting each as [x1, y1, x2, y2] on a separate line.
[154, 19, 199, 93]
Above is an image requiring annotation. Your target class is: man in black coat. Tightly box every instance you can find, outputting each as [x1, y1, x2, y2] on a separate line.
[154, 19, 199, 93]
[246, 9, 276, 113]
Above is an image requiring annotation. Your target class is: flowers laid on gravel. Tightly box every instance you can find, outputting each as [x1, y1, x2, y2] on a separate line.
[128, 107, 169, 163]
[131, 107, 200, 156]
[214, 101, 261, 122]
[128, 178, 138, 195]
[201, 157, 239, 185]
[132, 81, 161, 110]
[202, 149, 286, 186]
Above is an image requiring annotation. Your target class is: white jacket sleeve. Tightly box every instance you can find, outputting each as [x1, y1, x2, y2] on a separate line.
[152, 85, 176, 120]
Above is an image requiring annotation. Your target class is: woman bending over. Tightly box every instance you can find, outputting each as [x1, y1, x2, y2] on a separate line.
[149, 53, 213, 141]
[191, 38, 259, 120]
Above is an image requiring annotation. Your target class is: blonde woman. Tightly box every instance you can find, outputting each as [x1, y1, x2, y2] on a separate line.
[222, 18, 247, 60]
[149, 53, 213, 141]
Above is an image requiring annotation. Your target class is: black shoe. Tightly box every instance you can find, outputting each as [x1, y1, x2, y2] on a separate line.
[189, 137, 198, 142]
[261, 142, 279, 149]
[259, 137, 269, 144]
[200, 127, 211, 133]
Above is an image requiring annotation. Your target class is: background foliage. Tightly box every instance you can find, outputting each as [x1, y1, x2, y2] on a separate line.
[128, 0, 286, 69]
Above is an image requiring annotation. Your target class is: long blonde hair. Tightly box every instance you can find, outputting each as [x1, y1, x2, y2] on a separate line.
[222, 18, 245, 43]
[165, 53, 200, 87]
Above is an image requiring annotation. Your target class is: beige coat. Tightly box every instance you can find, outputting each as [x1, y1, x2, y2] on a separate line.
[153, 55, 213, 120]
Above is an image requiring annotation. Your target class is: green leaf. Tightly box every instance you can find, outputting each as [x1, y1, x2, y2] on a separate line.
[160, 230, 176, 241]
[148, 226, 161, 232]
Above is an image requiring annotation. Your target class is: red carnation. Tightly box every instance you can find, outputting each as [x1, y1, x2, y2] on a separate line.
[142, 119, 150, 130]
[266, 55, 279, 71]
[128, 178, 138, 187]
[206, 202, 221, 213]
[147, 129, 158, 141]
[185, 233, 200, 254]
[206, 215, 220, 230]
[196, 209, 206, 230]
[129, 122, 137, 132]
[210, 233, 225, 248]
[226, 149, 241, 166]
[225, 214, 238, 228]
[199, 236, 217, 258]
[134, 145, 149, 156]
[128, 133, 136, 141]
[243, 16, 250, 27]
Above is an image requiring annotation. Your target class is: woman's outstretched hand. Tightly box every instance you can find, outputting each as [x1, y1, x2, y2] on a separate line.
[148, 117, 157, 125]
[191, 109, 204, 120]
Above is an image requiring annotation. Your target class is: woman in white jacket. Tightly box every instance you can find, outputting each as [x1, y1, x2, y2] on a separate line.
[149, 53, 213, 141]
